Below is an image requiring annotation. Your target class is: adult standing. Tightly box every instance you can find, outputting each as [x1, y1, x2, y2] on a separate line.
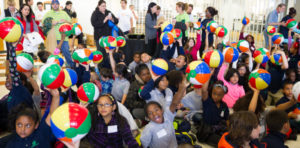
[129, 4, 138, 33]
[35, 2, 45, 26]
[263, 3, 286, 48]
[4, 0, 18, 18]
[42, 0, 74, 68]
[145, 2, 158, 57]
[63, 1, 77, 19]
[186, 4, 194, 23]
[279, 7, 297, 39]
[175, 2, 190, 45]
[117, 0, 133, 35]
[16, 4, 39, 37]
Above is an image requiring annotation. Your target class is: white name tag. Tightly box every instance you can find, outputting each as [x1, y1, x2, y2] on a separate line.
[156, 129, 167, 138]
[108, 125, 118, 133]
[220, 111, 224, 117]
[166, 96, 172, 102]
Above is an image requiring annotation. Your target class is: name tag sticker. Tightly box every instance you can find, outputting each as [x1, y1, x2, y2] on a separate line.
[108, 125, 118, 133]
[166, 96, 172, 102]
[220, 111, 224, 117]
[156, 129, 167, 138]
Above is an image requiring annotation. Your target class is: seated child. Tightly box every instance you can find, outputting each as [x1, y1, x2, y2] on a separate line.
[95, 64, 114, 95]
[128, 52, 141, 75]
[141, 52, 152, 70]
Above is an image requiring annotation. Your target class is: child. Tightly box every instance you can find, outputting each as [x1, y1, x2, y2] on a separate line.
[140, 77, 187, 148]
[240, 23, 256, 53]
[87, 94, 139, 147]
[287, 29, 300, 69]
[183, 30, 201, 61]
[218, 111, 264, 148]
[37, 50, 51, 63]
[261, 110, 290, 148]
[128, 52, 141, 75]
[141, 52, 152, 70]
[217, 62, 245, 108]
[285, 69, 297, 83]
[237, 63, 251, 93]
[95, 64, 114, 95]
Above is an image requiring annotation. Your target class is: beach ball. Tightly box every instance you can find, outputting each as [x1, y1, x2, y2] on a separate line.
[72, 23, 82, 36]
[237, 40, 249, 52]
[186, 60, 211, 88]
[160, 32, 174, 45]
[77, 82, 100, 103]
[242, 16, 250, 25]
[223, 47, 239, 63]
[286, 19, 298, 29]
[72, 48, 93, 65]
[161, 21, 173, 32]
[38, 63, 65, 89]
[16, 53, 34, 72]
[62, 68, 78, 89]
[59, 23, 73, 36]
[92, 50, 103, 64]
[203, 50, 224, 68]
[292, 82, 300, 102]
[0, 17, 24, 42]
[272, 33, 284, 45]
[47, 55, 64, 67]
[215, 25, 228, 37]
[194, 22, 202, 30]
[253, 48, 270, 64]
[270, 53, 282, 65]
[16, 43, 23, 55]
[116, 36, 126, 47]
[222, 39, 230, 48]
[266, 26, 276, 36]
[151, 58, 168, 76]
[231, 42, 238, 48]
[103, 36, 117, 50]
[206, 21, 218, 33]
[50, 103, 91, 142]
[249, 69, 271, 90]
[171, 29, 182, 39]
[99, 36, 106, 48]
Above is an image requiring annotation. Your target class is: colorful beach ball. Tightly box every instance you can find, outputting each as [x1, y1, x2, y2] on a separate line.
[50, 103, 91, 142]
[266, 26, 276, 36]
[215, 25, 228, 37]
[116, 36, 126, 47]
[286, 19, 298, 29]
[103, 36, 117, 50]
[249, 69, 271, 90]
[171, 29, 182, 39]
[160, 32, 174, 45]
[62, 68, 78, 89]
[242, 16, 250, 25]
[194, 22, 202, 30]
[99, 36, 106, 48]
[237, 40, 249, 52]
[38, 63, 65, 89]
[272, 33, 284, 45]
[253, 48, 270, 64]
[152, 58, 168, 76]
[72, 48, 93, 65]
[77, 82, 100, 103]
[16, 43, 23, 55]
[0, 17, 24, 42]
[92, 51, 103, 64]
[206, 21, 218, 33]
[59, 23, 73, 36]
[72, 23, 83, 36]
[16, 53, 34, 72]
[223, 47, 239, 63]
[203, 50, 224, 68]
[186, 60, 211, 88]
[47, 55, 64, 67]
[161, 21, 173, 32]
[270, 53, 282, 65]
[292, 82, 300, 102]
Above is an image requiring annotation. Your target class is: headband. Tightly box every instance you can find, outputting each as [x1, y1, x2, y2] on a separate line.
[213, 84, 227, 93]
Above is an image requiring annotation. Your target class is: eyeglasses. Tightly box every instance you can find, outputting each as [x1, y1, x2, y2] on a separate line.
[97, 103, 113, 108]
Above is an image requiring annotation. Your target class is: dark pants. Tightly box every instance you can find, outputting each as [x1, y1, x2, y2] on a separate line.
[146, 38, 157, 57]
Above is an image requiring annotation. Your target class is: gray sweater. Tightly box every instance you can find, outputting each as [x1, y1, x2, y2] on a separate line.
[145, 13, 157, 43]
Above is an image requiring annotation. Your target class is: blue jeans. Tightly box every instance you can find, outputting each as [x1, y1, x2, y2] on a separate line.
[263, 29, 274, 48]
[57, 41, 74, 68]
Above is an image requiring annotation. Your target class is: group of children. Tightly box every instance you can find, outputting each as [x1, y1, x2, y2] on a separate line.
[1, 1, 300, 148]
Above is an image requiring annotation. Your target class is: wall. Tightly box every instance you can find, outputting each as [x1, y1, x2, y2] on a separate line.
[295, 0, 300, 21]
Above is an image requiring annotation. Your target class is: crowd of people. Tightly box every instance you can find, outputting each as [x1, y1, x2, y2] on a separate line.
[0, 0, 300, 148]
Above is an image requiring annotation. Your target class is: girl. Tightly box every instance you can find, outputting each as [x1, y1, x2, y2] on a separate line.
[184, 30, 201, 61]
[218, 111, 264, 148]
[237, 63, 251, 93]
[145, 2, 159, 56]
[140, 76, 187, 148]
[16, 4, 38, 36]
[175, 2, 190, 45]
[217, 62, 245, 108]
[240, 23, 256, 53]
[87, 94, 139, 148]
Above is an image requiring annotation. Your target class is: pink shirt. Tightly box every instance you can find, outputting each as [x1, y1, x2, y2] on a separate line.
[185, 33, 201, 61]
[217, 64, 245, 108]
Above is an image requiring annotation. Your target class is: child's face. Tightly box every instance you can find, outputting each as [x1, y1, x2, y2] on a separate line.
[158, 76, 169, 90]
[97, 96, 116, 118]
[90, 72, 99, 82]
[16, 116, 38, 138]
[147, 104, 163, 124]
[250, 125, 261, 139]
[246, 36, 253, 43]
[141, 53, 150, 63]
[238, 66, 247, 77]
[283, 84, 293, 99]
[188, 39, 195, 48]
[288, 72, 296, 82]
[230, 73, 239, 84]
[139, 69, 151, 83]
[175, 55, 186, 68]
[133, 54, 141, 63]
[211, 87, 225, 103]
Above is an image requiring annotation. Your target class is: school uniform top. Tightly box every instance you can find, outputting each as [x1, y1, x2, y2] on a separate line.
[6, 120, 53, 148]
[128, 61, 140, 75]
[201, 18, 214, 46]
[276, 96, 297, 113]
[111, 78, 130, 102]
[140, 108, 177, 148]
[181, 91, 203, 119]
[268, 62, 285, 93]
[218, 132, 266, 148]
[261, 131, 288, 148]
[279, 15, 294, 39]
[203, 97, 229, 126]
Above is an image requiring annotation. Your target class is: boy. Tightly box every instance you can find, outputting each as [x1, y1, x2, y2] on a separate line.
[261, 110, 290, 148]
[95, 64, 114, 95]
[141, 52, 152, 69]
[128, 52, 140, 75]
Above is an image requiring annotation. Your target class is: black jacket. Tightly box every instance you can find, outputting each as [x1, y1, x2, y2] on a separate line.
[91, 9, 118, 41]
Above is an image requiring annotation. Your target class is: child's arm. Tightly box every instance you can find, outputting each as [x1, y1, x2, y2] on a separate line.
[177, 38, 185, 55]
[169, 77, 188, 113]
[246, 50, 254, 71]
[121, 82, 130, 104]
[80, 64, 91, 84]
[23, 70, 40, 96]
[204, 29, 209, 51]
[108, 49, 116, 74]
[288, 29, 293, 51]
[277, 47, 289, 70]
[139, 70, 159, 100]
[268, 34, 272, 51]
[191, 31, 201, 60]
[159, 44, 170, 60]
[94, 63, 102, 81]
[275, 96, 297, 111]
[202, 68, 215, 101]
[45, 89, 60, 126]
[248, 83, 260, 113]
[217, 62, 229, 82]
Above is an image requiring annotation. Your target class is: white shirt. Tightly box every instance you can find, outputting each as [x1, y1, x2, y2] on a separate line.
[35, 10, 46, 26]
[117, 8, 133, 32]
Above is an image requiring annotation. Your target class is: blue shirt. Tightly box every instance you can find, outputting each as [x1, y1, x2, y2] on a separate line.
[203, 97, 229, 125]
[265, 9, 279, 28]
[261, 131, 287, 148]
[276, 96, 297, 113]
